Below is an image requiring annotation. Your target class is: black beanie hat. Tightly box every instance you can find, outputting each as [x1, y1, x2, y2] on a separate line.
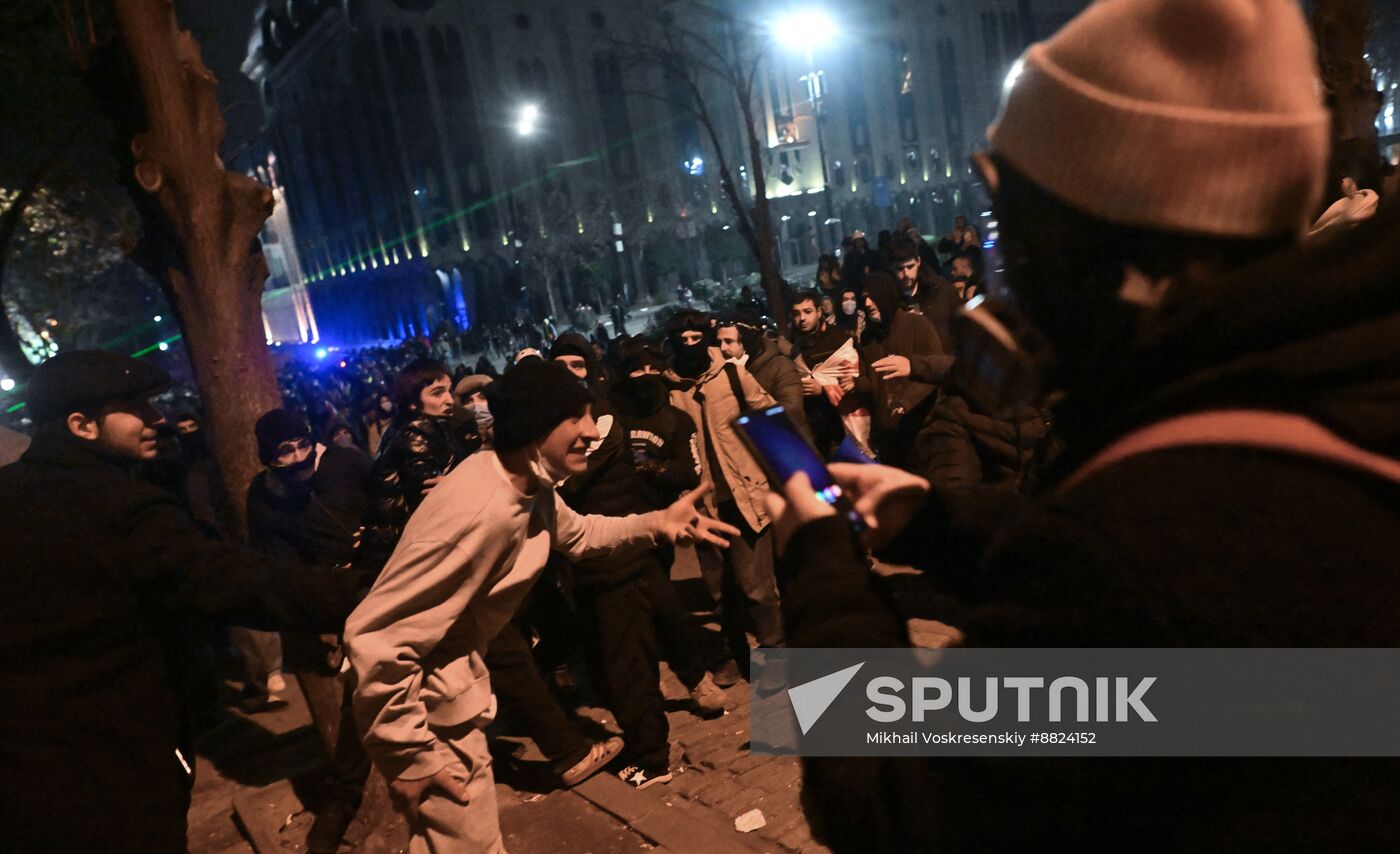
[255, 408, 311, 464]
[484, 359, 593, 452]
[547, 333, 593, 362]
[614, 336, 664, 375]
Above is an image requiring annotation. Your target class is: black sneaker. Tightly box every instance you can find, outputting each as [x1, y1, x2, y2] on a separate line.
[617, 764, 673, 790]
[712, 660, 744, 687]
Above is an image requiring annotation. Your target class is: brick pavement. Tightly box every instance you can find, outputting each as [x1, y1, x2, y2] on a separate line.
[190, 545, 971, 851]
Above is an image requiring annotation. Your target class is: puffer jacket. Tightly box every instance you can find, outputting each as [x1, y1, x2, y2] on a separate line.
[912, 394, 1051, 490]
[370, 411, 462, 541]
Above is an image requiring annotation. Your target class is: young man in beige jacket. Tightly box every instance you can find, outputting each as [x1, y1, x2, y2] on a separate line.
[344, 359, 736, 852]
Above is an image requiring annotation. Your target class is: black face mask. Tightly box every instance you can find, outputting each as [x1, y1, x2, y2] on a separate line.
[672, 341, 711, 379]
[178, 429, 208, 461]
[616, 374, 668, 415]
[272, 451, 316, 482]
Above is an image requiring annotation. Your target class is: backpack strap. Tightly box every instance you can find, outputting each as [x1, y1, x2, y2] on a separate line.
[723, 362, 753, 415]
[1059, 409, 1400, 495]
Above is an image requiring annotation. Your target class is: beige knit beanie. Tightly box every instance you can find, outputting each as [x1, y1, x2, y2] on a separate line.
[988, 0, 1329, 238]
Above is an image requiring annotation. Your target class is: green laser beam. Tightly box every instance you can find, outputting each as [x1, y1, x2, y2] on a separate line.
[306, 116, 683, 279]
[130, 333, 183, 358]
[2, 332, 185, 415]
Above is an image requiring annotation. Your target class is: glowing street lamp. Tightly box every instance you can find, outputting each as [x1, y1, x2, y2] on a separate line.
[771, 9, 837, 63]
[515, 103, 541, 136]
[771, 8, 839, 252]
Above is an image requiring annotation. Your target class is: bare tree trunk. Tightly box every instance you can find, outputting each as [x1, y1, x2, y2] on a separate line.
[112, 0, 277, 533]
[1312, 0, 1380, 142]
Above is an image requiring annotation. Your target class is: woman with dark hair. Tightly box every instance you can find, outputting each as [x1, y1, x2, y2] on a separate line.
[369, 358, 460, 539]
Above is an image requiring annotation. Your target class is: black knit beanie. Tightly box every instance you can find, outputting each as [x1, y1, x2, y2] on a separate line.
[547, 333, 593, 362]
[255, 408, 311, 464]
[484, 359, 593, 452]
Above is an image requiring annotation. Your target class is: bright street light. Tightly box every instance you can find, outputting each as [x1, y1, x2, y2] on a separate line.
[158, 342, 169, 352]
[515, 103, 541, 136]
[771, 9, 837, 54]
[0, 378, 14, 392]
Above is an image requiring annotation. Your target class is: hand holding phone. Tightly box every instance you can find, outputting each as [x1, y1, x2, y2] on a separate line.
[733, 405, 867, 536]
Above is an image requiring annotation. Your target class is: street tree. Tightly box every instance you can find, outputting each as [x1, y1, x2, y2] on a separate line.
[109, 0, 278, 530]
[618, 3, 786, 327]
[1312, 0, 1382, 142]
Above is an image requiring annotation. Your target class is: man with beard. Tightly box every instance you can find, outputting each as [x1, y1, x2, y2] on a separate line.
[665, 312, 784, 676]
[790, 290, 854, 456]
[856, 272, 953, 463]
[889, 233, 958, 351]
[716, 309, 812, 442]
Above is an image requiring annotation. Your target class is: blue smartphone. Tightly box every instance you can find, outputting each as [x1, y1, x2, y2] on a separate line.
[733, 405, 868, 534]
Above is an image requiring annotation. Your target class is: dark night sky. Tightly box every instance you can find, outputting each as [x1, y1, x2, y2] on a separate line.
[174, 0, 265, 161]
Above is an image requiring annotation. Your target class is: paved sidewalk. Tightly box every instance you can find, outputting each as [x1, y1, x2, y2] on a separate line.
[187, 548, 953, 851]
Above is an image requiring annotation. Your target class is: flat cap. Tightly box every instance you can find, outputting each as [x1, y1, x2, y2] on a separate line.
[26, 350, 170, 422]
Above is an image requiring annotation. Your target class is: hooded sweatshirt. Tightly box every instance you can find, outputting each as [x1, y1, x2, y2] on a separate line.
[857, 273, 954, 448]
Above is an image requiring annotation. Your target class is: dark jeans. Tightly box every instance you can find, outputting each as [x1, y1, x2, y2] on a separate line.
[485, 620, 588, 768]
[700, 500, 785, 656]
[579, 556, 710, 770]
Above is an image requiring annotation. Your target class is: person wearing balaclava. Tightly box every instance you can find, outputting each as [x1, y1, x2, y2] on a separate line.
[854, 271, 952, 464]
[558, 338, 730, 787]
[663, 312, 785, 685]
[246, 407, 377, 852]
[345, 359, 739, 846]
[549, 332, 614, 416]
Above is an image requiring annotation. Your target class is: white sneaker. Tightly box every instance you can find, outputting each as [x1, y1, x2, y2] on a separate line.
[560, 736, 625, 787]
[618, 764, 673, 790]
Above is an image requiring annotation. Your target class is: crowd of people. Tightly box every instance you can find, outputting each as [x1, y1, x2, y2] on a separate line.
[3, 0, 1400, 851]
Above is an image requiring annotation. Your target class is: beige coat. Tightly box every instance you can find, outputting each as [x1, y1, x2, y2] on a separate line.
[668, 349, 776, 533]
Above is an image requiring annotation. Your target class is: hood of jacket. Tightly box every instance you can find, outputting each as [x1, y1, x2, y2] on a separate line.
[1048, 198, 1400, 475]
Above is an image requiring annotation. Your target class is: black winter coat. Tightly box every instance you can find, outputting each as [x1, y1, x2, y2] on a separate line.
[561, 383, 700, 585]
[857, 309, 953, 461]
[369, 411, 461, 541]
[746, 339, 812, 442]
[780, 202, 1400, 851]
[901, 269, 958, 352]
[248, 444, 375, 575]
[0, 431, 358, 852]
[912, 394, 1050, 490]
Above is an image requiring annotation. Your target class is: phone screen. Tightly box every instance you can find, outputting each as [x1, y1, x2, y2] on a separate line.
[734, 406, 867, 533]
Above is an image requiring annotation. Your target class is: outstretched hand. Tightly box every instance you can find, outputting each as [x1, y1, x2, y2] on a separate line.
[658, 482, 741, 548]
